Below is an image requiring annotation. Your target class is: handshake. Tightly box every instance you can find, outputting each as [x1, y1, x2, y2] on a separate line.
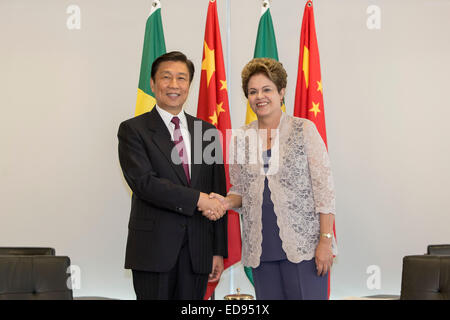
[197, 192, 231, 221]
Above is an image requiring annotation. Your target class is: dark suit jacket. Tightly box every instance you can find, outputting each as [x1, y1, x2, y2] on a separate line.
[118, 108, 228, 275]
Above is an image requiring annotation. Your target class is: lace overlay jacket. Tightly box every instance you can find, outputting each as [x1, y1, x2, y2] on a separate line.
[229, 113, 337, 267]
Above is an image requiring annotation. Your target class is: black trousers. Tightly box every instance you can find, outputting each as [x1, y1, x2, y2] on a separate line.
[132, 236, 209, 300]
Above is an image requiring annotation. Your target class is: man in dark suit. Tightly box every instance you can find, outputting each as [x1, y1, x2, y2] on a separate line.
[118, 51, 228, 300]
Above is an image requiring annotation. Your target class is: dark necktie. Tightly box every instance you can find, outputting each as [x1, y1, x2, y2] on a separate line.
[171, 116, 191, 185]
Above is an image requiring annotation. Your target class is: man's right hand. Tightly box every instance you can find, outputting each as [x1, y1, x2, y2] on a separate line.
[208, 192, 232, 211]
[197, 192, 226, 221]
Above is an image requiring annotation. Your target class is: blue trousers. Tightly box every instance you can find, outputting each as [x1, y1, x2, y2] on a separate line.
[252, 258, 328, 300]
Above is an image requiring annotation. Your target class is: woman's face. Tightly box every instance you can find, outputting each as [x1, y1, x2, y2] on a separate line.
[247, 73, 285, 120]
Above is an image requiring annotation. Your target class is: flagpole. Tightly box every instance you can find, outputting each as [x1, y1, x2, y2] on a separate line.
[225, 0, 235, 296]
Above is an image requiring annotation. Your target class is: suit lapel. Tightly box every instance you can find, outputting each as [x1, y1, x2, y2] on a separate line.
[186, 112, 201, 188]
[147, 108, 190, 186]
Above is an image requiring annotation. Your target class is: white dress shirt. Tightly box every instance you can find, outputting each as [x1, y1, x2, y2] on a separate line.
[155, 105, 192, 177]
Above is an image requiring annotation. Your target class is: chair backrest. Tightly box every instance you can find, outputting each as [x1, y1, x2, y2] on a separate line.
[427, 244, 450, 256]
[0, 247, 55, 256]
[0, 255, 73, 300]
[400, 255, 450, 300]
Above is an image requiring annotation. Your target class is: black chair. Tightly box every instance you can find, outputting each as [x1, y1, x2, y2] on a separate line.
[0, 247, 116, 300]
[400, 255, 450, 300]
[427, 244, 450, 256]
[0, 255, 73, 300]
[0, 247, 55, 256]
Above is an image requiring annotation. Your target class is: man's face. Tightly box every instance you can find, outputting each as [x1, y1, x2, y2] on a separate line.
[150, 60, 190, 115]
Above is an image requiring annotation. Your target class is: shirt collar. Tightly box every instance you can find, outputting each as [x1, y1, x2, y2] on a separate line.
[155, 105, 188, 130]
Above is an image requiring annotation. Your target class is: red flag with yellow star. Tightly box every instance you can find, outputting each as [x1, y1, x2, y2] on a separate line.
[294, 0, 327, 147]
[294, 0, 335, 299]
[197, 0, 242, 300]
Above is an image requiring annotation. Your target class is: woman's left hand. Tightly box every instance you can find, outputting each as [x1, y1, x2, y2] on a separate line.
[315, 241, 334, 277]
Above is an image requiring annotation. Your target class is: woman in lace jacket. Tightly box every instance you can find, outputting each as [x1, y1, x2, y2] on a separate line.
[211, 58, 337, 300]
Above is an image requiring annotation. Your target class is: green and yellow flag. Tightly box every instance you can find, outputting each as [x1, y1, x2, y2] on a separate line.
[135, 0, 166, 116]
[245, 0, 285, 124]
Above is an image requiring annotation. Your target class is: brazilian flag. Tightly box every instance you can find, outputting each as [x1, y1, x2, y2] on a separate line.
[135, 0, 166, 116]
[245, 0, 285, 125]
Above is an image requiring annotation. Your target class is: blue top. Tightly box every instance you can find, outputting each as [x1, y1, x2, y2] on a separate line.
[260, 149, 287, 262]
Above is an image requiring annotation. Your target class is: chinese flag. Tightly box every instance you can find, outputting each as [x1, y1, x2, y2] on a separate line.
[294, 0, 327, 147]
[197, 0, 242, 300]
[293, 0, 335, 299]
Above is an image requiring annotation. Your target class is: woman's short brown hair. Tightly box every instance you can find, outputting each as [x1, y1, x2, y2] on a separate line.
[241, 58, 287, 98]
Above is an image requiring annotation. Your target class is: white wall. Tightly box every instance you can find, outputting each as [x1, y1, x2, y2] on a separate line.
[1, 0, 450, 299]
